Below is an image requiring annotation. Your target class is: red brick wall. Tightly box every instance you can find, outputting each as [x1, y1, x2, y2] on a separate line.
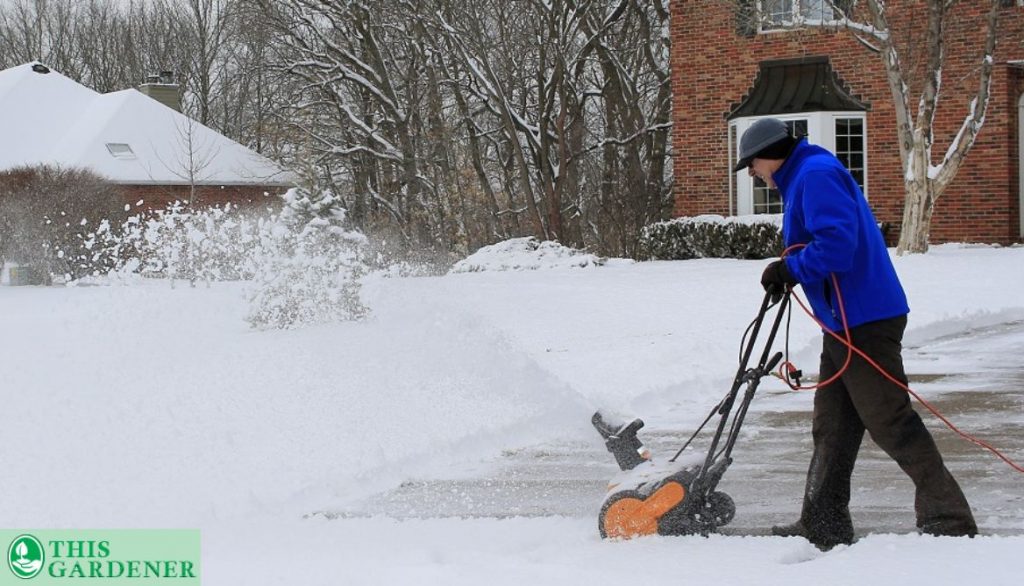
[670, 0, 1024, 244]
[119, 184, 289, 214]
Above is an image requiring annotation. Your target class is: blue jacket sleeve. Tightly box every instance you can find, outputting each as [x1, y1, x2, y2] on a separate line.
[785, 170, 860, 283]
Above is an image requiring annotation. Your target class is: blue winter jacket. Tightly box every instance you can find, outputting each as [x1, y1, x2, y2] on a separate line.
[775, 139, 909, 332]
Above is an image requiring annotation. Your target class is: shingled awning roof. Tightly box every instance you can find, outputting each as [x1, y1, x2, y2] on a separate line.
[727, 56, 869, 119]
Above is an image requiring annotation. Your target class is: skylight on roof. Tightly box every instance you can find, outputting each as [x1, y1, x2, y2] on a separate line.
[105, 143, 136, 160]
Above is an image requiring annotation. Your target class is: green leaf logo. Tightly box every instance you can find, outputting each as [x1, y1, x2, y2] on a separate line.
[7, 534, 44, 579]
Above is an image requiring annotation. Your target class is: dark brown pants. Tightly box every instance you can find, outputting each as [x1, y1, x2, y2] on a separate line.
[798, 315, 977, 546]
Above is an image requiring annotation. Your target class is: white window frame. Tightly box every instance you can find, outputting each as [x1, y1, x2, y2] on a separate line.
[758, 0, 834, 32]
[729, 112, 868, 216]
[1019, 92, 1023, 238]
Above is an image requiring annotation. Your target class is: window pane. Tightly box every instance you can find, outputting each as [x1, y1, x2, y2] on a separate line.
[788, 119, 808, 138]
[834, 117, 866, 193]
[800, 0, 833, 20]
[753, 177, 783, 215]
[762, 0, 831, 26]
[851, 169, 865, 187]
[763, 0, 794, 25]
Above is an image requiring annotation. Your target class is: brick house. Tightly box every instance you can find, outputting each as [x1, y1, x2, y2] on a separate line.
[0, 62, 292, 211]
[670, 1, 1024, 244]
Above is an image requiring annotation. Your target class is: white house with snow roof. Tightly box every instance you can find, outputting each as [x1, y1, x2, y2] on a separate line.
[0, 62, 292, 209]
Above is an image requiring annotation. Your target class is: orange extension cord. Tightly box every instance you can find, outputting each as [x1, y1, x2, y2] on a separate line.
[774, 244, 1024, 474]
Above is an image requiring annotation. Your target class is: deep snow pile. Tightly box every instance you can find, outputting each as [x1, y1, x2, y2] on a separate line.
[1, 243, 1022, 585]
[449, 236, 611, 273]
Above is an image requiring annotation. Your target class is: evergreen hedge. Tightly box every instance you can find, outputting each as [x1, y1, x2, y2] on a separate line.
[639, 215, 783, 260]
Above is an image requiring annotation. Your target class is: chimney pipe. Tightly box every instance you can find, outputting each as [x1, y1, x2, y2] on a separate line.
[138, 70, 180, 112]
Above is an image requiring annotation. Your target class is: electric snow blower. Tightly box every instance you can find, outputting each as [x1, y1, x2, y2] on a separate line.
[592, 291, 790, 539]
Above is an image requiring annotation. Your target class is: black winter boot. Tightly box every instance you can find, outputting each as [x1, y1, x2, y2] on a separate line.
[919, 516, 978, 538]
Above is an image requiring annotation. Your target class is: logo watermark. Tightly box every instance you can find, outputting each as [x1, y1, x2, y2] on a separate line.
[7, 535, 44, 579]
[1, 531, 199, 584]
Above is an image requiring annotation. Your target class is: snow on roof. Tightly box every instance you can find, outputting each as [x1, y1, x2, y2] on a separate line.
[0, 62, 293, 186]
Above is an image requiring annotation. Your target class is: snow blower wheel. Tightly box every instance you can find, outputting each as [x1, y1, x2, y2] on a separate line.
[705, 491, 736, 526]
[593, 291, 789, 539]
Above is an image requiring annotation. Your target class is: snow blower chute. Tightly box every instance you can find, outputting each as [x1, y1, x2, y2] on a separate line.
[593, 291, 789, 539]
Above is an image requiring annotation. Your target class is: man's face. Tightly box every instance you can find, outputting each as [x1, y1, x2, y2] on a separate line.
[748, 157, 781, 189]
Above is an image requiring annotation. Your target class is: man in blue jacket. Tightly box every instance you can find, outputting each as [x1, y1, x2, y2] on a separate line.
[734, 118, 977, 550]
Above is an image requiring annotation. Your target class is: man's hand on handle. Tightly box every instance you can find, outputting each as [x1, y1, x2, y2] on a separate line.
[761, 259, 797, 302]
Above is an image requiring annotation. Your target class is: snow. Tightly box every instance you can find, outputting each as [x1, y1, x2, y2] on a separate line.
[602, 455, 705, 506]
[449, 236, 611, 272]
[649, 212, 784, 228]
[1, 243, 1022, 584]
[0, 62, 292, 186]
[833, 19, 889, 42]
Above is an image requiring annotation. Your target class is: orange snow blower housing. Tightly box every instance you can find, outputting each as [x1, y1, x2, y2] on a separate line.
[592, 291, 789, 539]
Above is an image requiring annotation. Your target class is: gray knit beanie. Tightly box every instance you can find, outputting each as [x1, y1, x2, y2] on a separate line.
[733, 118, 791, 172]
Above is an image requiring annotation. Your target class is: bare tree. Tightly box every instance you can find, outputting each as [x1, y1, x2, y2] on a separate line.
[182, 0, 230, 125]
[0, 166, 128, 281]
[164, 115, 220, 205]
[419, 0, 673, 254]
[0, 0, 78, 68]
[256, 1, 422, 240]
[217, 0, 290, 156]
[151, 115, 222, 286]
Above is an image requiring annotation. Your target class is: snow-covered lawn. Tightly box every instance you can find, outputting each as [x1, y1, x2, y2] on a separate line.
[2, 244, 1022, 585]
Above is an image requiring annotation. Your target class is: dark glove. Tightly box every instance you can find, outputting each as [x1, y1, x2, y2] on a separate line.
[761, 259, 797, 299]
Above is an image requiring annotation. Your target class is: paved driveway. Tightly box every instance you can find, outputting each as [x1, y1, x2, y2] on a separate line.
[325, 321, 1024, 538]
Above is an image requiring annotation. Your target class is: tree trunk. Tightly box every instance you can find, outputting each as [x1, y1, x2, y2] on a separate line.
[897, 177, 935, 254]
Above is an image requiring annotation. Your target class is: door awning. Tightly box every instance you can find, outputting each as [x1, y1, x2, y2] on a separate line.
[728, 56, 869, 119]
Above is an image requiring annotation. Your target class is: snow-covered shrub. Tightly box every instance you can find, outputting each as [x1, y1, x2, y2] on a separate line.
[44, 200, 267, 286]
[108, 202, 264, 284]
[0, 165, 128, 282]
[638, 215, 783, 260]
[449, 237, 605, 273]
[245, 187, 369, 329]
